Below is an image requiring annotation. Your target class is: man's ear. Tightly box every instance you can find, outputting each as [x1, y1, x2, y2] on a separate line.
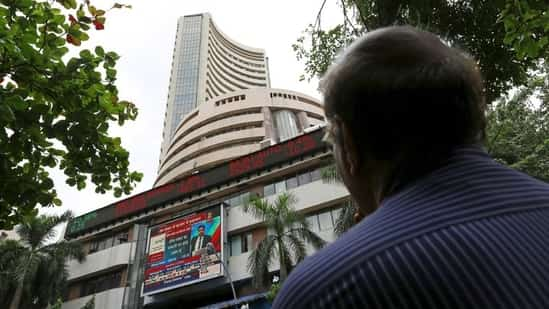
[340, 121, 360, 176]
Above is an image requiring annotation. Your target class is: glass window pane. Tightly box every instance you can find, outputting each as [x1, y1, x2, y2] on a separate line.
[286, 177, 298, 189]
[264, 184, 275, 196]
[246, 233, 253, 251]
[306, 215, 319, 232]
[275, 180, 286, 193]
[318, 211, 333, 231]
[311, 169, 322, 182]
[331, 208, 342, 225]
[298, 172, 312, 186]
[230, 235, 241, 256]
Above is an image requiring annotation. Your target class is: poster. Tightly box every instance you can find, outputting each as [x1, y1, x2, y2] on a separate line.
[142, 205, 223, 296]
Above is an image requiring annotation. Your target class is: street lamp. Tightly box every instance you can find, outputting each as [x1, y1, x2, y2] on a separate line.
[206, 242, 238, 307]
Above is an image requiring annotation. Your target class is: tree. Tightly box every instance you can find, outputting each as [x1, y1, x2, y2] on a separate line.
[320, 164, 359, 236]
[243, 193, 326, 287]
[295, 0, 549, 183]
[0, 211, 85, 309]
[0, 0, 141, 229]
[294, 0, 547, 103]
[500, 0, 549, 60]
[487, 69, 549, 182]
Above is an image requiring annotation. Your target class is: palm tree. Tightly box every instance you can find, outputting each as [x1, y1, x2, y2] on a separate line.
[0, 211, 85, 309]
[320, 164, 361, 236]
[243, 193, 326, 287]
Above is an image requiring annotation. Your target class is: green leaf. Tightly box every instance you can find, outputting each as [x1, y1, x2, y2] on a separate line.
[95, 46, 105, 57]
[0, 104, 16, 122]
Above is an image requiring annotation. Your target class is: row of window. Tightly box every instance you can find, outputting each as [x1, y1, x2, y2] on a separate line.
[215, 94, 246, 106]
[88, 231, 128, 254]
[208, 47, 267, 84]
[80, 270, 123, 297]
[307, 208, 341, 232]
[208, 41, 266, 75]
[208, 28, 265, 67]
[263, 168, 323, 196]
[162, 109, 262, 167]
[159, 140, 260, 181]
[270, 92, 297, 100]
[208, 50, 267, 87]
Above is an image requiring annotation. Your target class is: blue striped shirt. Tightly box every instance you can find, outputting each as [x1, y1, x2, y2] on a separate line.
[273, 146, 549, 308]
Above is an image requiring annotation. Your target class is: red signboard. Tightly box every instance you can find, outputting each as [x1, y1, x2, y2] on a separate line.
[66, 129, 326, 237]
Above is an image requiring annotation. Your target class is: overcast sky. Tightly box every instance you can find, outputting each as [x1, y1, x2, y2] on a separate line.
[43, 0, 342, 218]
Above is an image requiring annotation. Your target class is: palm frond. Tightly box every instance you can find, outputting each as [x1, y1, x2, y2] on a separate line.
[242, 196, 272, 221]
[284, 233, 307, 263]
[291, 227, 327, 250]
[278, 240, 294, 280]
[247, 234, 277, 288]
[320, 164, 343, 184]
[333, 201, 358, 236]
[41, 240, 85, 262]
[16, 211, 74, 249]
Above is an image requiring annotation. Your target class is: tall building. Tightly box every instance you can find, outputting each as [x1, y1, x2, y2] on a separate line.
[61, 13, 349, 309]
[159, 13, 270, 165]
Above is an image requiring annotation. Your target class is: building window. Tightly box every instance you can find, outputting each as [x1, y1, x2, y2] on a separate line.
[286, 176, 298, 190]
[274, 180, 286, 194]
[318, 211, 334, 231]
[262, 168, 324, 196]
[307, 215, 319, 232]
[224, 192, 250, 207]
[80, 270, 123, 297]
[263, 183, 275, 196]
[230, 232, 253, 256]
[88, 231, 129, 254]
[298, 172, 312, 186]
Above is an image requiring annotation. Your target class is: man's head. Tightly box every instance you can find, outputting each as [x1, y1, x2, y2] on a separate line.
[198, 225, 205, 236]
[321, 26, 485, 213]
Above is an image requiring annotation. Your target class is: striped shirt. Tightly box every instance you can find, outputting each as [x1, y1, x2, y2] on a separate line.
[273, 146, 549, 308]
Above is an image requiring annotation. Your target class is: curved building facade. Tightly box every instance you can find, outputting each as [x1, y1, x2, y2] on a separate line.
[155, 88, 325, 186]
[160, 13, 270, 164]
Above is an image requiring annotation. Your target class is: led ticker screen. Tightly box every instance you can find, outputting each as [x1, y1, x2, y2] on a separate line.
[142, 205, 223, 296]
[66, 129, 326, 237]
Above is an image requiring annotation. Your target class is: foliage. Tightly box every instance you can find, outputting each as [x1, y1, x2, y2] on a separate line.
[487, 69, 549, 182]
[500, 0, 549, 60]
[243, 193, 326, 288]
[296, 0, 549, 186]
[0, 211, 84, 309]
[266, 281, 281, 303]
[0, 0, 141, 229]
[320, 165, 358, 236]
[294, 0, 547, 103]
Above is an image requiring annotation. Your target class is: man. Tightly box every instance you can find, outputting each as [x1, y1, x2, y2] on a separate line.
[191, 224, 211, 253]
[273, 26, 549, 308]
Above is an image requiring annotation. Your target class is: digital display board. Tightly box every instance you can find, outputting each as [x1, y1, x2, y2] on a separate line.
[142, 205, 223, 296]
[66, 129, 327, 238]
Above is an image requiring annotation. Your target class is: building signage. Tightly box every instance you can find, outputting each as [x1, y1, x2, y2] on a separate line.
[66, 129, 326, 237]
[142, 205, 223, 296]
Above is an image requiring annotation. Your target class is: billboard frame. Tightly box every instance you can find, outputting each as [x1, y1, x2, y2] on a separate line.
[141, 203, 225, 297]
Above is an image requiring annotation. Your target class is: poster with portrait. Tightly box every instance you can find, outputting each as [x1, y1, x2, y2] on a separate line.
[142, 204, 223, 296]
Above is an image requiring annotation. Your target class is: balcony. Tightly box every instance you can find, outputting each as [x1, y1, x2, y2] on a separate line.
[227, 180, 349, 232]
[67, 242, 134, 280]
[62, 287, 126, 309]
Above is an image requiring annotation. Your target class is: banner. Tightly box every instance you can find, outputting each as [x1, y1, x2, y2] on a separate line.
[142, 205, 223, 296]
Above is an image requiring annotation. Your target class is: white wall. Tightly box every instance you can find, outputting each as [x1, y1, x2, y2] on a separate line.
[62, 287, 125, 309]
[67, 242, 134, 280]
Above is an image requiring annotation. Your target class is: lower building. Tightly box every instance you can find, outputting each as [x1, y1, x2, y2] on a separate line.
[62, 127, 350, 309]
